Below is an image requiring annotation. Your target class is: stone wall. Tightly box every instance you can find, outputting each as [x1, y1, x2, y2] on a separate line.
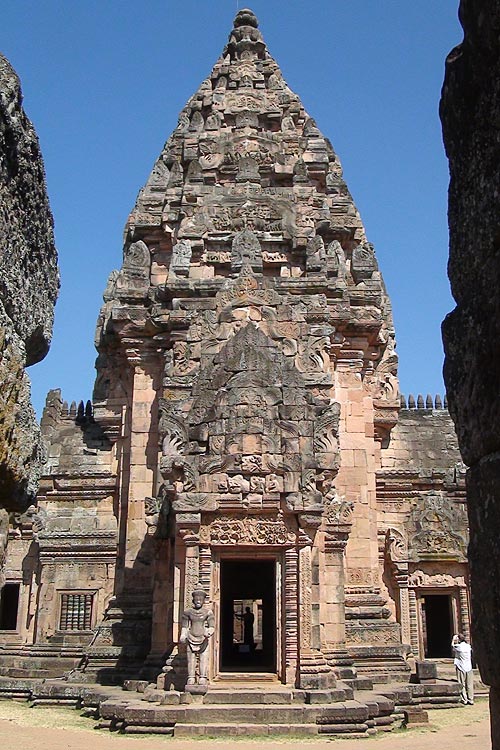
[0, 54, 59, 514]
[28, 391, 116, 647]
[441, 2, 500, 744]
[379, 405, 467, 658]
[381, 405, 463, 471]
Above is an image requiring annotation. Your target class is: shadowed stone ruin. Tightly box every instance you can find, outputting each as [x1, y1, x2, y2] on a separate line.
[0, 10, 469, 736]
[0, 54, 59, 584]
[441, 1, 500, 746]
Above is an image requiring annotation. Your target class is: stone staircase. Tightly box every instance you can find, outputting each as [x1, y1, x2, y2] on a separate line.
[432, 659, 489, 697]
[98, 681, 397, 737]
[0, 645, 82, 679]
[0, 673, 462, 738]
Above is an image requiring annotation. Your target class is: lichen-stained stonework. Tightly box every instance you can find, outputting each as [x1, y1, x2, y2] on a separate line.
[0, 54, 59, 597]
[0, 54, 59, 515]
[0, 10, 467, 690]
[440, 1, 500, 743]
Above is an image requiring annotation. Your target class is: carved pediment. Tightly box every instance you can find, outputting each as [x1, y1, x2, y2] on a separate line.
[158, 310, 341, 521]
[406, 493, 468, 560]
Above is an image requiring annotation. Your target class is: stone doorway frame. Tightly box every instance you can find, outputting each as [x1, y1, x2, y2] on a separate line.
[406, 568, 470, 660]
[415, 587, 460, 660]
[419, 590, 456, 658]
[210, 549, 283, 683]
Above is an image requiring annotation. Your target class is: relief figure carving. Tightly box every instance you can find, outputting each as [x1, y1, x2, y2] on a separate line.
[180, 585, 215, 687]
[170, 240, 192, 275]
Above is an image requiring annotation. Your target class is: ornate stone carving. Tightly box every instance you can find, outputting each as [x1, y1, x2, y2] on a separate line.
[231, 229, 262, 272]
[323, 494, 354, 527]
[347, 623, 401, 645]
[299, 546, 312, 648]
[0, 509, 8, 588]
[145, 495, 162, 535]
[407, 494, 467, 560]
[313, 401, 341, 453]
[123, 240, 150, 271]
[351, 242, 376, 282]
[183, 558, 200, 608]
[385, 527, 408, 563]
[202, 516, 294, 546]
[171, 341, 198, 376]
[159, 400, 188, 457]
[326, 240, 346, 278]
[306, 235, 326, 273]
[170, 240, 192, 275]
[409, 570, 466, 588]
[366, 358, 398, 401]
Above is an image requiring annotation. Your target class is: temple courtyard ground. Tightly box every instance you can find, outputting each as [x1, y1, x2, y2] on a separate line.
[0, 697, 491, 750]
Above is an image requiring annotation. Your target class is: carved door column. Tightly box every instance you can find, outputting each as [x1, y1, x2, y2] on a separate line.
[459, 586, 471, 641]
[198, 544, 212, 595]
[299, 545, 312, 652]
[395, 572, 411, 646]
[319, 498, 354, 675]
[408, 587, 419, 656]
[284, 546, 299, 685]
[177, 515, 201, 612]
[385, 528, 411, 647]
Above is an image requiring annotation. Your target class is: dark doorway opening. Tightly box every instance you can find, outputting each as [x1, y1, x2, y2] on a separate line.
[422, 594, 452, 657]
[220, 559, 276, 672]
[0, 582, 20, 630]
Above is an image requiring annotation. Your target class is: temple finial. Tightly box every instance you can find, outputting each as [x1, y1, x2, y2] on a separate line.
[233, 8, 258, 29]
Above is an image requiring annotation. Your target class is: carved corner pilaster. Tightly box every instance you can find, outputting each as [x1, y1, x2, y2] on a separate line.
[322, 495, 354, 552]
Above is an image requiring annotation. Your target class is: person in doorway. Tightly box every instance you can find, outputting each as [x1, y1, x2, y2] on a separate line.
[451, 632, 474, 704]
[235, 606, 255, 647]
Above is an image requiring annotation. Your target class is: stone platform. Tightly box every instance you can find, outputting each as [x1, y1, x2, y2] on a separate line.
[0, 675, 461, 738]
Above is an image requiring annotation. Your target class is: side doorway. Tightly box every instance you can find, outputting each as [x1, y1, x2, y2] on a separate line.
[421, 593, 453, 657]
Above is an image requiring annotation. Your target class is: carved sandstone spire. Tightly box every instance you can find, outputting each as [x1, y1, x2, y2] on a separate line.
[96, 10, 398, 438]
[128, 8, 371, 263]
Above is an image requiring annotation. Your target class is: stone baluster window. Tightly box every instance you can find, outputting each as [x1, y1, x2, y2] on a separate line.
[59, 592, 94, 631]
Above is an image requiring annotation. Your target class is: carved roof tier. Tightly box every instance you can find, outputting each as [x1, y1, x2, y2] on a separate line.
[124, 9, 386, 291]
[97, 9, 396, 377]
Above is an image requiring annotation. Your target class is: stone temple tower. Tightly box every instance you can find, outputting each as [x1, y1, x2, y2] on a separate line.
[89, 7, 402, 687]
[0, 10, 469, 696]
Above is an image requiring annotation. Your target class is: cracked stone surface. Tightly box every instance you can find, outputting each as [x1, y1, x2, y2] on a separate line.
[0, 55, 58, 512]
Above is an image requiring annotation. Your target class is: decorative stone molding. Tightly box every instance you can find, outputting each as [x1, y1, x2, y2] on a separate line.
[408, 570, 466, 588]
[200, 515, 295, 546]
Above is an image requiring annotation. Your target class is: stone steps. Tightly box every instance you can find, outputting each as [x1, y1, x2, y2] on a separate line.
[172, 722, 320, 737]
[0, 649, 82, 679]
[141, 683, 353, 705]
[0, 675, 462, 738]
[98, 694, 396, 737]
[203, 688, 295, 704]
[212, 672, 279, 683]
[433, 663, 489, 695]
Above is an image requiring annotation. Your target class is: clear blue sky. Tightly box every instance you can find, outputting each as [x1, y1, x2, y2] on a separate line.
[0, 1, 462, 417]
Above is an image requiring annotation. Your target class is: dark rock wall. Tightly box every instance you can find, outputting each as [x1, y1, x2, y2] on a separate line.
[441, 1, 500, 741]
[0, 54, 59, 512]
